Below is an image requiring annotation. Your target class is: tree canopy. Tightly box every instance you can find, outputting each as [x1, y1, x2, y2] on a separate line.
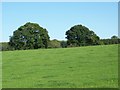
[48, 39, 61, 48]
[111, 35, 119, 39]
[66, 25, 100, 46]
[9, 22, 50, 50]
[4, 23, 119, 51]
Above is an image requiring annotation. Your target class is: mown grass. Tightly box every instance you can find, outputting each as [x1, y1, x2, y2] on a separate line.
[2, 44, 118, 88]
[0, 51, 2, 89]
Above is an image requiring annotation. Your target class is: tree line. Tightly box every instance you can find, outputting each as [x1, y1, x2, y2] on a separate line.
[1, 22, 120, 51]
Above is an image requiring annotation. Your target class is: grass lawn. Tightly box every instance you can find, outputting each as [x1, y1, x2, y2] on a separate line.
[2, 44, 118, 88]
[0, 52, 2, 89]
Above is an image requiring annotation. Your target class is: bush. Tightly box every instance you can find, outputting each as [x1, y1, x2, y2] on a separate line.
[48, 39, 61, 48]
[1, 42, 14, 51]
[60, 41, 67, 48]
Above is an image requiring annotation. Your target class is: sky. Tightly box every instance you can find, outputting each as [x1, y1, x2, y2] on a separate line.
[1, 2, 118, 42]
[1, 0, 119, 2]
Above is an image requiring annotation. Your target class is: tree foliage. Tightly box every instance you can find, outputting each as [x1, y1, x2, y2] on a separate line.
[48, 39, 61, 48]
[3, 23, 119, 51]
[100, 35, 120, 45]
[111, 35, 119, 39]
[60, 41, 67, 48]
[66, 25, 100, 47]
[0, 42, 14, 51]
[9, 22, 50, 50]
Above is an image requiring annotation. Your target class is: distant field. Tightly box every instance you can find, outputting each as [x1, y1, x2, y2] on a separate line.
[2, 45, 118, 88]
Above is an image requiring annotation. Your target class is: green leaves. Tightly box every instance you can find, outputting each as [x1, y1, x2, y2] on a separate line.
[9, 22, 50, 50]
[66, 24, 100, 47]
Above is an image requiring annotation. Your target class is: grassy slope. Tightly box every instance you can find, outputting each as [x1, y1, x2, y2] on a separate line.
[2, 45, 118, 88]
[0, 52, 1, 89]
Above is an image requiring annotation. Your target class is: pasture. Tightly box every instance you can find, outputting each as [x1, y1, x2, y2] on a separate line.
[2, 45, 118, 88]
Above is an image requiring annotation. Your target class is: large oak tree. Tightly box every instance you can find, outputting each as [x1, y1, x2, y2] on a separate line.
[66, 24, 100, 46]
[9, 22, 50, 50]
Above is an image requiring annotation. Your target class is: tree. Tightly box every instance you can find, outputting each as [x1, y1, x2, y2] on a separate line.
[48, 39, 61, 48]
[60, 41, 67, 48]
[9, 22, 50, 50]
[0, 42, 14, 51]
[111, 35, 119, 39]
[65, 24, 100, 47]
[100, 35, 120, 45]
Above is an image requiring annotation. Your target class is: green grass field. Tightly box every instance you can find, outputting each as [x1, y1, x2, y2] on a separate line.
[0, 52, 2, 89]
[2, 44, 118, 88]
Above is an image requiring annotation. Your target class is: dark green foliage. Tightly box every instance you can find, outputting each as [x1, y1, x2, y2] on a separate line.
[9, 22, 50, 50]
[60, 41, 67, 48]
[3, 23, 119, 51]
[66, 25, 100, 47]
[100, 35, 120, 45]
[111, 35, 119, 39]
[0, 42, 14, 51]
[48, 39, 61, 48]
[100, 39, 120, 45]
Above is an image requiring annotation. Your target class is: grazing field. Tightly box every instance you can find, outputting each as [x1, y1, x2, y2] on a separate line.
[0, 52, 2, 89]
[2, 45, 118, 88]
